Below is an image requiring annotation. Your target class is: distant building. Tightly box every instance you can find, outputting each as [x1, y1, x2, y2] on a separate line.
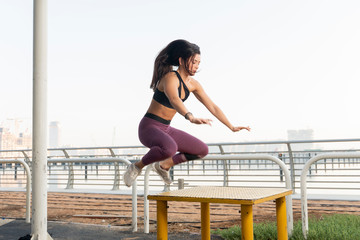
[0, 127, 16, 151]
[0, 119, 62, 155]
[17, 132, 32, 149]
[49, 121, 61, 148]
[0, 127, 31, 157]
[287, 129, 314, 150]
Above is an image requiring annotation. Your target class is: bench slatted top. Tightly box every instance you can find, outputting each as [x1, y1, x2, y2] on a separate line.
[148, 186, 292, 205]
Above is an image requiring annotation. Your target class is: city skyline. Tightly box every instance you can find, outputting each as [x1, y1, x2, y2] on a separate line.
[1, 117, 360, 151]
[1, 118, 317, 148]
[1, 1, 360, 148]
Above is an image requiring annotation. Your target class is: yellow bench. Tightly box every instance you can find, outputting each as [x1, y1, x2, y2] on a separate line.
[148, 186, 292, 240]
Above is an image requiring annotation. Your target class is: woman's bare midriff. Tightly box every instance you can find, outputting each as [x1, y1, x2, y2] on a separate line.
[147, 99, 177, 121]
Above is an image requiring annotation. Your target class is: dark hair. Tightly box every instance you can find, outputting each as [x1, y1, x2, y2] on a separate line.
[150, 39, 201, 91]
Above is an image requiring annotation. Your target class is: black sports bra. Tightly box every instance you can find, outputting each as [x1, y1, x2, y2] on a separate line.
[152, 71, 190, 109]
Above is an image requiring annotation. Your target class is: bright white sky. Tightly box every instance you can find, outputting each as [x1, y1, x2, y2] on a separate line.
[1, 0, 360, 147]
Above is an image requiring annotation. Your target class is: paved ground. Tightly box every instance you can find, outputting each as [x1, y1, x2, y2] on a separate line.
[0, 219, 223, 240]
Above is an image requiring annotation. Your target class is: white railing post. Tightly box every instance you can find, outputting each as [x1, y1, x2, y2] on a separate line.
[300, 152, 360, 239]
[286, 143, 296, 190]
[218, 145, 229, 187]
[20, 159, 32, 224]
[47, 157, 138, 232]
[0, 159, 31, 223]
[111, 146, 120, 190]
[131, 179, 138, 232]
[144, 166, 152, 233]
[65, 163, 74, 189]
[112, 162, 120, 190]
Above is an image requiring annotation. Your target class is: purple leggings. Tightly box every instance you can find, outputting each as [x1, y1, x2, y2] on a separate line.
[138, 115, 208, 166]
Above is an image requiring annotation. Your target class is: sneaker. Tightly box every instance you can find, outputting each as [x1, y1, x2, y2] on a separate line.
[123, 163, 142, 187]
[152, 162, 172, 185]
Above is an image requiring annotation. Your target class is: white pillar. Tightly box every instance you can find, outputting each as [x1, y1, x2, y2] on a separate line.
[32, 0, 52, 239]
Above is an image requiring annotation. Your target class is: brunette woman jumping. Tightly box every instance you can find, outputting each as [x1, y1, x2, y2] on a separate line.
[123, 39, 250, 187]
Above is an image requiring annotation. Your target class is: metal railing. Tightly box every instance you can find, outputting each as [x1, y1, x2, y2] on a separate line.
[1, 138, 359, 158]
[1, 139, 359, 186]
[0, 157, 138, 232]
[1, 139, 360, 195]
[46, 158, 128, 190]
[0, 159, 31, 223]
[300, 152, 360, 239]
[47, 157, 138, 232]
[1, 139, 359, 234]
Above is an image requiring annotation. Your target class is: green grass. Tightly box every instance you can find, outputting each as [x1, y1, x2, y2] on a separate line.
[212, 214, 360, 240]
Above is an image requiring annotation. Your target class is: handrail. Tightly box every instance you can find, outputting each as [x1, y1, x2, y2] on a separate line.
[0, 159, 31, 223]
[207, 138, 360, 146]
[143, 154, 293, 235]
[300, 152, 360, 239]
[2, 140, 359, 185]
[47, 157, 130, 164]
[1, 157, 138, 232]
[47, 157, 138, 232]
[1, 138, 360, 157]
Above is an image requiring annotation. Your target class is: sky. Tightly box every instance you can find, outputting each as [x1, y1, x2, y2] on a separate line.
[1, 0, 360, 147]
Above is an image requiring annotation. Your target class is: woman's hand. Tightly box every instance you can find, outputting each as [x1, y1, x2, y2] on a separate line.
[231, 126, 251, 132]
[190, 117, 213, 126]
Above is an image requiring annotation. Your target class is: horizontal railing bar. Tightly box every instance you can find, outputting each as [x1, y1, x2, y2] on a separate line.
[301, 175, 360, 177]
[47, 158, 128, 163]
[1, 138, 360, 154]
[302, 187, 360, 190]
[207, 138, 360, 146]
[174, 174, 285, 177]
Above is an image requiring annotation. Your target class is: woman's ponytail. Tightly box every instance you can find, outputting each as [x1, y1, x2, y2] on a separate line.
[150, 49, 172, 91]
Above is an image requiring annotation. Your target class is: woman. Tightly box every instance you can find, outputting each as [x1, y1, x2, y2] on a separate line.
[124, 39, 250, 187]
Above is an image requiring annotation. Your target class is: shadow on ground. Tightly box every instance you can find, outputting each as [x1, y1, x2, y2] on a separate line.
[0, 220, 224, 240]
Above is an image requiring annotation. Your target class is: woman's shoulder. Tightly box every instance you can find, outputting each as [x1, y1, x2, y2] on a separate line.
[188, 77, 204, 93]
[189, 77, 200, 87]
[162, 71, 178, 82]
[157, 71, 178, 90]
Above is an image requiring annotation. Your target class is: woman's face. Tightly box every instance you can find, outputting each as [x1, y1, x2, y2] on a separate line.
[187, 54, 201, 76]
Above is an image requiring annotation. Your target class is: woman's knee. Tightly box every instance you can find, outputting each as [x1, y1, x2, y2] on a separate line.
[184, 144, 208, 160]
[161, 146, 177, 159]
[157, 141, 177, 159]
[142, 144, 177, 166]
[198, 144, 209, 158]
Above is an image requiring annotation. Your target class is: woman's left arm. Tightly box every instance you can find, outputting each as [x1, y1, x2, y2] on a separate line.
[193, 80, 251, 132]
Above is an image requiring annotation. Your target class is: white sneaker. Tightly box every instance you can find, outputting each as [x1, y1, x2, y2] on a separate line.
[123, 163, 142, 187]
[152, 162, 172, 185]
